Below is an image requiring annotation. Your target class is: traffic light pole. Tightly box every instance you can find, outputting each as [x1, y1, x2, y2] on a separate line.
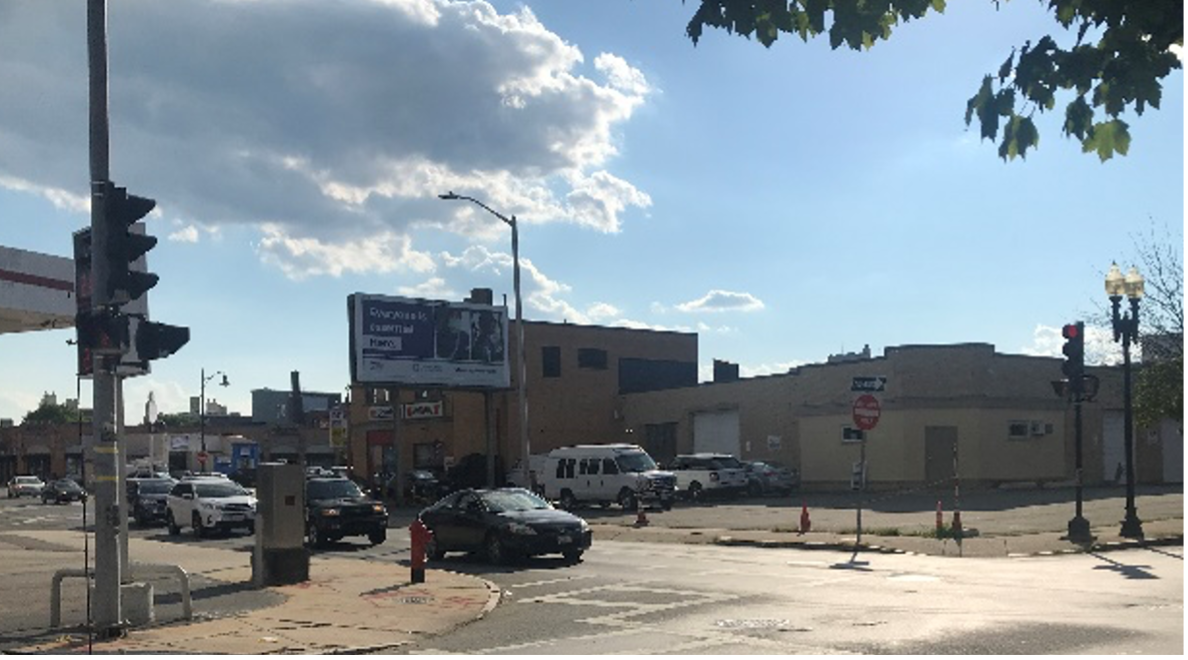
[88, 0, 124, 636]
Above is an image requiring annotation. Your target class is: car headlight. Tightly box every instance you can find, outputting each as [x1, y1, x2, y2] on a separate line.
[372, 504, 386, 514]
[579, 519, 590, 533]
[321, 508, 340, 517]
[505, 522, 537, 535]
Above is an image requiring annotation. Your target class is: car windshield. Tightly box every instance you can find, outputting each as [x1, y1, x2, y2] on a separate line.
[194, 482, 247, 498]
[16, 477, 40, 484]
[55, 480, 81, 490]
[615, 452, 657, 473]
[138, 480, 173, 494]
[482, 490, 553, 513]
[307, 479, 364, 500]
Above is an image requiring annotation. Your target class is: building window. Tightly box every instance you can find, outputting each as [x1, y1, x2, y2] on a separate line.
[542, 346, 561, 378]
[577, 348, 608, 370]
[368, 388, 390, 404]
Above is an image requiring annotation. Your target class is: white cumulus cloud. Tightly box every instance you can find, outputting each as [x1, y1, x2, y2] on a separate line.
[676, 290, 766, 313]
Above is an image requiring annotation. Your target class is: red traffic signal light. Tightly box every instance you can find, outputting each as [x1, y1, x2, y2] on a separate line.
[1062, 323, 1079, 339]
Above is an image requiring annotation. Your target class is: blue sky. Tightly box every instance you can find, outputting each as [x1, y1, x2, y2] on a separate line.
[0, 0, 1182, 423]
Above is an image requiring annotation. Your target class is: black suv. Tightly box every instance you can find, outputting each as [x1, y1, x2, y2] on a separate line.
[305, 477, 388, 547]
[127, 477, 176, 526]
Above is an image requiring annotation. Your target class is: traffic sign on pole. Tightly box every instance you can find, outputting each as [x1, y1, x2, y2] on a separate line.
[852, 394, 882, 431]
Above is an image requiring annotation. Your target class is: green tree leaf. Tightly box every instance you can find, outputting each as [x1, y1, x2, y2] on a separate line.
[1082, 119, 1131, 161]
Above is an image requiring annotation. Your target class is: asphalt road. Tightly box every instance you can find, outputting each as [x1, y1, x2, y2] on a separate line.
[0, 486, 1182, 654]
[395, 540, 1183, 655]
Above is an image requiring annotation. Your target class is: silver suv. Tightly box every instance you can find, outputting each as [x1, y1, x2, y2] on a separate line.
[166, 477, 256, 537]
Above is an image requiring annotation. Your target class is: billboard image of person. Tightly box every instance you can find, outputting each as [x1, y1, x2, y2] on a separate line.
[436, 307, 472, 360]
[471, 310, 505, 363]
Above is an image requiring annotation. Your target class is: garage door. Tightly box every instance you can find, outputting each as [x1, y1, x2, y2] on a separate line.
[692, 410, 740, 456]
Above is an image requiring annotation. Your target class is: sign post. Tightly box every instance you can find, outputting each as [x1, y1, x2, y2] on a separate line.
[850, 389, 883, 548]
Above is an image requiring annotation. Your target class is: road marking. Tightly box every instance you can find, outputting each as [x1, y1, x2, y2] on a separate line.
[508, 575, 596, 589]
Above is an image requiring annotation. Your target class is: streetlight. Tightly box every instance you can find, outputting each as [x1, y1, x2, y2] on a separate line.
[438, 191, 529, 487]
[199, 368, 229, 470]
[1105, 263, 1145, 539]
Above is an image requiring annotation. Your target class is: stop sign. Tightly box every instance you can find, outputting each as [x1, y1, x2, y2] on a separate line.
[852, 394, 881, 431]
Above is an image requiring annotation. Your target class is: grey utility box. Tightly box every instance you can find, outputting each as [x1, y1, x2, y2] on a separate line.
[252, 462, 309, 586]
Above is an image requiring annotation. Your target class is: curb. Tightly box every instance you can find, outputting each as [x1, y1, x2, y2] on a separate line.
[710, 533, 1184, 557]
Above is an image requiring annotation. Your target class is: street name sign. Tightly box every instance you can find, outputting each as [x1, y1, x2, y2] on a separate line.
[851, 376, 887, 392]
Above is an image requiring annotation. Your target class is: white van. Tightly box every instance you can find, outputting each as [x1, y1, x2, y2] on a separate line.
[538, 444, 676, 511]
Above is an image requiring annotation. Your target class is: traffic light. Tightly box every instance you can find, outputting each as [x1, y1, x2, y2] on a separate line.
[76, 309, 129, 355]
[1061, 322, 1085, 395]
[103, 182, 159, 306]
[135, 320, 190, 361]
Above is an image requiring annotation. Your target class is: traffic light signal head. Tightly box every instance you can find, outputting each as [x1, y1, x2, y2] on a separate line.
[1061, 322, 1085, 393]
[135, 321, 190, 361]
[104, 183, 159, 305]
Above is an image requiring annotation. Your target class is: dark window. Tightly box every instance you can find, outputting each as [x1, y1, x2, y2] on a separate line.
[578, 348, 608, 370]
[618, 358, 697, 394]
[542, 346, 561, 378]
[602, 458, 619, 475]
[555, 458, 576, 480]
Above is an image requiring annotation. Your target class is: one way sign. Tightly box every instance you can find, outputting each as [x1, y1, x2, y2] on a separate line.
[851, 376, 887, 392]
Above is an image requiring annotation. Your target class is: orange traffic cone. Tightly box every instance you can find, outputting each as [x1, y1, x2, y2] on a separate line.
[798, 502, 811, 535]
[634, 500, 649, 527]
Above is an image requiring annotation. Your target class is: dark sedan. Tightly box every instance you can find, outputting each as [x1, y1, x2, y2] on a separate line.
[418, 488, 591, 565]
[41, 479, 86, 504]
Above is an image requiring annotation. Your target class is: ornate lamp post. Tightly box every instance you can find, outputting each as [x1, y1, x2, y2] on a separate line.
[1105, 263, 1145, 539]
[199, 369, 229, 469]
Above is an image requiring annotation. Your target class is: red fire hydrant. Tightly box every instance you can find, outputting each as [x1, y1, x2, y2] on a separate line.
[409, 519, 434, 584]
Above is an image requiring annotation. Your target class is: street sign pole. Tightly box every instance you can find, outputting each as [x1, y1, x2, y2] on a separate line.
[850, 391, 883, 550]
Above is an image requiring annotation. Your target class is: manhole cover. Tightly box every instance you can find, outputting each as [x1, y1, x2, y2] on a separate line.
[715, 619, 790, 630]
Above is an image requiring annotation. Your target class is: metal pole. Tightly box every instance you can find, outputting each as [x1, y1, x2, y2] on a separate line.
[484, 391, 495, 488]
[1067, 395, 1091, 542]
[511, 217, 530, 488]
[855, 437, 865, 547]
[199, 368, 206, 461]
[87, 0, 122, 635]
[1120, 303, 1144, 538]
[390, 387, 403, 507]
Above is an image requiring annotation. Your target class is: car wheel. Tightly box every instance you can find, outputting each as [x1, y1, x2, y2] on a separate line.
[192, 513, 206, 538]
[688, 482, 704, 501]
[618, 489, 637, 512]
[246, 522, 255, 535]
[368, 528, 387, 546]
[661, 498, 673, 511]
[562, 549, 584, 562]
[305, 523, 323, 548]
[485, 533, 508, 565]
[167, 512, 180, 536]
[559, 490, 577, 511]
[425, 536, 445, 561]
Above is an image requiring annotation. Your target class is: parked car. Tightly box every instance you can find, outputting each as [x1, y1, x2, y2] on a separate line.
[743, 461, 799, 496]
[40, 478, 87, 504]
[537, 444, 676, 511]
[305, 477, 389, 547]
[127, 477, 177, 525]
[668, 453, 749, 500]
[7, 475, 46, 498]
[418, 488, 592, 564]
[166, 478, 256, 537]
[405, 470, 449, 503]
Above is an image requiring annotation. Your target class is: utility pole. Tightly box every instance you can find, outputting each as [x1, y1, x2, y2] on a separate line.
[87, 0, 123, 636]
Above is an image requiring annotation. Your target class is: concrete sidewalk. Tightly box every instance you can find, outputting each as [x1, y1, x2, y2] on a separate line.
[571, 485, 1184, 558]
[5, 531, 500, 655]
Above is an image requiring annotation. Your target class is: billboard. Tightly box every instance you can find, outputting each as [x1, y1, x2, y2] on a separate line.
[349, 293, 510, 389]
